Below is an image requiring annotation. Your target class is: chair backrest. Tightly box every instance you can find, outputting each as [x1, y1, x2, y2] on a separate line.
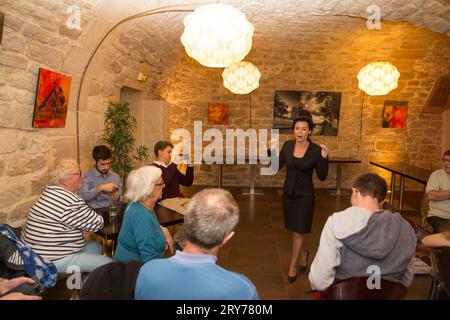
[430, 247, 450, 297]
[420, 194, 430, 228]
[80, 260, 144, 300]
[323, 277, 407, 300]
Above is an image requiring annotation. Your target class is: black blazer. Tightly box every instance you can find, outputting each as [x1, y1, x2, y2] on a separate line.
[278, 140, 328, 196]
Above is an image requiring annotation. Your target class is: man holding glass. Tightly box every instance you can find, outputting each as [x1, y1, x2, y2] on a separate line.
[426, 150, 450, 233]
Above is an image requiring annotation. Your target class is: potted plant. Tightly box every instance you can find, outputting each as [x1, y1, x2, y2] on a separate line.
[103, 100, 149, 184]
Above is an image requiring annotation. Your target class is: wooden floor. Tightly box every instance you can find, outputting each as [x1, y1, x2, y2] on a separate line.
[44, 186, 432, 300]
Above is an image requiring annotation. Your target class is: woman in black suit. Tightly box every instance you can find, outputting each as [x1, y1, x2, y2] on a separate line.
[276, 111, 329, 283]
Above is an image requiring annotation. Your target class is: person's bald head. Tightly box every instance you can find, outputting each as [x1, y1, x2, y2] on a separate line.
[184, 189, 239, 249]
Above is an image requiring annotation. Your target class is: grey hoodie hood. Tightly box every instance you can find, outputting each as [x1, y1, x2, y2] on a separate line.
[336, 210, 417, 286]
[342, 210, 407, 259]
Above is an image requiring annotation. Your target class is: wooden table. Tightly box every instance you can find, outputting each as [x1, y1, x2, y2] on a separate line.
[154, 204, 184, 227]
[210, 157, 264, 195]
[369, 161, 431, 210]
[329, 157, 362, 195]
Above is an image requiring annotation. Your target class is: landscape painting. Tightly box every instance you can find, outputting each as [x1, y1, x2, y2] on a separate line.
[273, 90, 341, 135]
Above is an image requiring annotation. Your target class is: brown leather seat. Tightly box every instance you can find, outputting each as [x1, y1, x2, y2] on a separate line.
[313, 276, 407, 300]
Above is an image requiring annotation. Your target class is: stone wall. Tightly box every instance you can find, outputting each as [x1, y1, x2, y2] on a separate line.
[0, 0, 160, 224]
[1, 0, 449, 225]
[0, 0, 102, 225]
[160, 16, 450, 189]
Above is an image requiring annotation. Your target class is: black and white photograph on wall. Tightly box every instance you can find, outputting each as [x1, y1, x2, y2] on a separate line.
[273, 90, 341, 135]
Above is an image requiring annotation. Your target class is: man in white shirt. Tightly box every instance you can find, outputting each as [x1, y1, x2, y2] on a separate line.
[426, 150, 450, 233]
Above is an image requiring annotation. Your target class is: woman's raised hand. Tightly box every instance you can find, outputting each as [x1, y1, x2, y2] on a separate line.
[320, 144, 329, 158]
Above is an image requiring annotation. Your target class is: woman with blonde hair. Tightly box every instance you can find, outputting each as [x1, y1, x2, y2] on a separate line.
[114, 166, 174, 262]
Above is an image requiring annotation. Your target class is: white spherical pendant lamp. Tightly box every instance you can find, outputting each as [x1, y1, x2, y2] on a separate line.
[181, 4, 254, 68]
[222, 61, 261, 94]
[357, 62, 400, 96]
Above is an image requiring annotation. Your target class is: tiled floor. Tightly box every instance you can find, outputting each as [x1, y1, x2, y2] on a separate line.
[180, 186, 431, 300]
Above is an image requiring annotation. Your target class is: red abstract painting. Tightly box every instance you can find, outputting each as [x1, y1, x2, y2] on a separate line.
[32, 68, 72, 128]
[208, 103, 229, 125]
[382, 101, 408, 129]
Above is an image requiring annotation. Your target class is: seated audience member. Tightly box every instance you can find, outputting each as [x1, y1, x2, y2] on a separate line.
[426, 150, 450, 233]
[80, 145, 122, 211]
[309, 173, 417, 291]
[0, 277, 42, 300]
[135, 188, 259, 300]
[20, 159, 111, 273]
[152, 141, 194, 249]
[422, 231, 450, 248]
[113, 166, 174, 262]
[152, 141, 194, 200]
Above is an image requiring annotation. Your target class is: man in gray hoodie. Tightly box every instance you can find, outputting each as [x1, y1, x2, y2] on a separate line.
[309, 173, 417, 291]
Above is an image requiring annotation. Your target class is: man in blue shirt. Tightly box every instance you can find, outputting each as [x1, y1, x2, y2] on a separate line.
[135, 188, 259, 300]
[81, 145, 122, 210]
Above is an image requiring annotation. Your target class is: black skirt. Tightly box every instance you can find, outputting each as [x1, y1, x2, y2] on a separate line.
[283, 194, 315, 234]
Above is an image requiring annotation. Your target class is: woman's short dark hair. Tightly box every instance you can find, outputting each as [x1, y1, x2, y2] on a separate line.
[292, 110, 314, 131]
[93, 145, 112, 162]
[352, 173, 387, 204]
[154, 141, 174, 157]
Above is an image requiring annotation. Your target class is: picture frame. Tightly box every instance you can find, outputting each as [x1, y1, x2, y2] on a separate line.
[208, 103, 230, 125]
[273, 90, 341, 135]
[32, 68, 72, 128]
[382, 100, 408, 129]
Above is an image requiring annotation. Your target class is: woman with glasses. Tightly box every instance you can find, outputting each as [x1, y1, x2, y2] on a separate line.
[114, 166, 174, 262]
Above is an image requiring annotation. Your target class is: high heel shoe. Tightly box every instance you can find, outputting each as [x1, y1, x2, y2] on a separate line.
[298, 250, 309, 273]
[287, 274, 297, 284]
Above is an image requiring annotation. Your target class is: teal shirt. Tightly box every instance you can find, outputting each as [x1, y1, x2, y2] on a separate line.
[113, 201, 165, 262]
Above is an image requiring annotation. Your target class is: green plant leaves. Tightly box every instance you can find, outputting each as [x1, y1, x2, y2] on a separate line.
[103, 100, 149, 184]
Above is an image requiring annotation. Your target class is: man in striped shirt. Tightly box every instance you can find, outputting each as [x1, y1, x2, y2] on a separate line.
[21, 158, 112, 273]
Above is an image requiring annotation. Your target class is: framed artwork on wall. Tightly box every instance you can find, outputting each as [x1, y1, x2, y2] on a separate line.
[32, 68, 72, 128]
[208, 103, 229, 125]
[382, 100, 408, 128]
[273, 90, 341, 135]
[0, 12, 4, 44]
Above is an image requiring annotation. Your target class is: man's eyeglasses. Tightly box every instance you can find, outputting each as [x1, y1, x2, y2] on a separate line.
[68, 171, 82, 177]
[442, 158, 450, 164]
[155, 183, 165, 188]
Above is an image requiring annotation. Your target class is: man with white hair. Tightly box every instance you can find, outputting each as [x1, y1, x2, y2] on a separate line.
[135, 188, 258, 300]
[21, 158, 112, 273]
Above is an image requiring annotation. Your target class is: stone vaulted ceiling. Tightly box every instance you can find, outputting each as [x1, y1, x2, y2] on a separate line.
[77, 0, 449, 95]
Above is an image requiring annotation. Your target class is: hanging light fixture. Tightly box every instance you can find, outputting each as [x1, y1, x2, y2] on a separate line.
[357, 62, 400, 96]
[181, 4, 254, 68]
[222, 61, 261, 94]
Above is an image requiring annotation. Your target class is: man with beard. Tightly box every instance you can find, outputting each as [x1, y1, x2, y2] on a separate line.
[81, 145, 122, 211]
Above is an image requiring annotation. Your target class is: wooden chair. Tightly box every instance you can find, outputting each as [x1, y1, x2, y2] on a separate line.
[420, 194, 433, 231]
[312, 277, 407, 300]
[428, 247, 450, 299]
